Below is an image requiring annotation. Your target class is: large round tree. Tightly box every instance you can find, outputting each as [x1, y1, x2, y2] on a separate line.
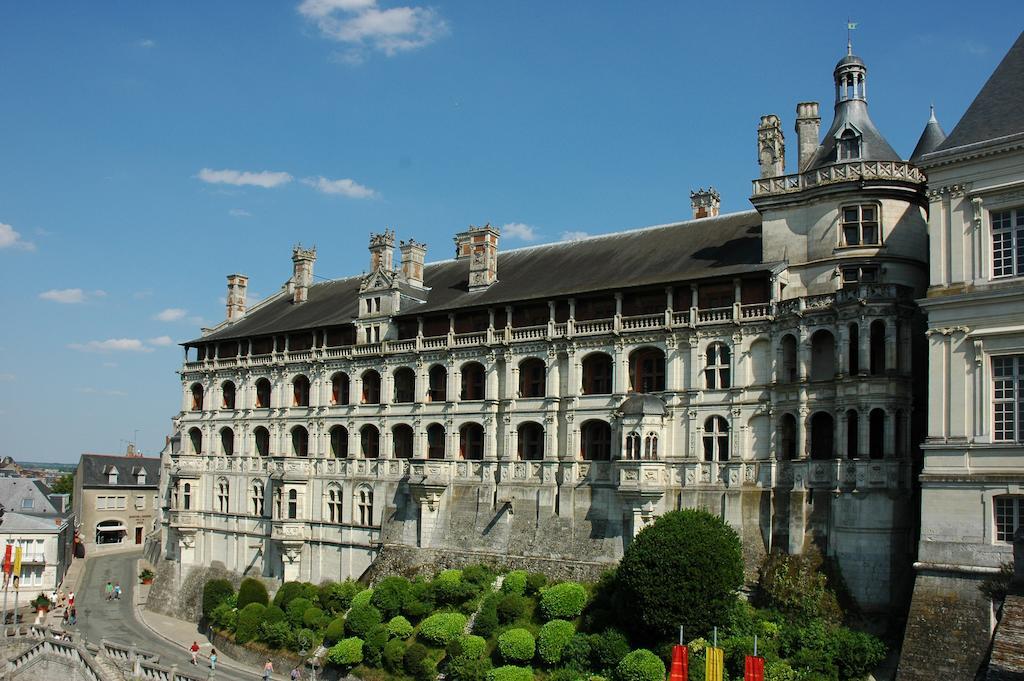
[615, 509, 743, 640]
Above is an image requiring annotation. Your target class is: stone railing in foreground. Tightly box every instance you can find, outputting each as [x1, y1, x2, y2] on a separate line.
[751, 160, 926, 197]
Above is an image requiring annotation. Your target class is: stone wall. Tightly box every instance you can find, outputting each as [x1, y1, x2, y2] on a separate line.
[146, 558, 246, 622]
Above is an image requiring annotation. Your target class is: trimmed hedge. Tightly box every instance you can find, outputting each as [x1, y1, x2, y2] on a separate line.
[473, 593, 501, 637]
[487, 665, 534, 681]
[383, 638, 406, 672]
[202, 579, 234, 620]
[326, 637, 363, 667]
[303, 606, 325, 629]
[273, 581, 313, 609]
[434, 569, 467, 604]
[498, 593, 529, 623]
[387, 615, 414, 639]
[235, 603, 265, 644]
[351, 588, 374, 609]
[404, 642, 436, 681]
[538, 619, 576, 665]
[450, 634, 487, 660]
[540, 582, 588, 620]
[324, 617, 347, 644]
[525, 573, 547, 596]
[320, 580, 360, 613]
[346, 603, 383, 636]
[590, 629, 630, 670]
[364, 624, 389, 667]
[497, 628, 536, 663]
[448, 655, 493, 681]
[263, 604, 285, 624]
[419, 612, 468, 646]
[286, 597, 313, 627]
[616, 649, 665, 681]
[501, 570, 528, 595]
[236, 577, 269, 609]
[372, 576, 413, 620]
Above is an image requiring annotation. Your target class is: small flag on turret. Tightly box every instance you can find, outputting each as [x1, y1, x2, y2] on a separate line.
[848, 22, 858, 29]
[670, 645, 688, 681]
[705, 646, 724, 681]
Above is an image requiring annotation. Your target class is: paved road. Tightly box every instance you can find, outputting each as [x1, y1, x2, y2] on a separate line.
[75, 550, 257, 681]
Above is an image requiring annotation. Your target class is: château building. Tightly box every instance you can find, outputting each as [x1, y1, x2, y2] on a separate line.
[162, 44, 933, 612]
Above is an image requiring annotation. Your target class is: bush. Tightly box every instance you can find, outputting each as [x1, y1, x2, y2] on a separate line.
[346, 603, 383, 636]
[487, 665, 534, 681]
[405, 642, 436, 681]
[833, 627, 886, 680]
[449, 633, 488, 660]
[419, 612, 468, 646]
[562, 633, 592, 671]
[235, 602, 266, 644]
[363, 624, 389, 667]
[387, 615, 414, 639]
[263, 604, 285, 624]
[372, 576, 413, 620]
[289, 627, 319, 652]
[473, 593, 501, 637]
[237, 577, 269, 609]
[616, 510, 743, 640]
[589, 629, 630, 671]
[502, 570, 528, 595]
[259, 620, 291, 648]
[498, 628, 536, 664]
[538, 619, 576, 666]
[757, 548, 843, 623]
[325, 617, 347, 644]
[525, 572, 547, 596]
[462, 564, 493, 589]
[616, 649, 665, 681]
[448, 655, 494, 681]
[303, 606, 325, 629]
[434, 569, 469, 604]
[351, 588, 374, 610]
[202, 579, 234, 620]
[404, 599, 433, 621]
[286, 597, 313, 627]
[273, 581, 308, 609]
[384, 638, 407, 672]
[320, 580, 361, 613]
[210, 602, 237, 631]
[326, 637, 364, 668]
[540, 582, 588, 620]
[498, 593, 530, 623]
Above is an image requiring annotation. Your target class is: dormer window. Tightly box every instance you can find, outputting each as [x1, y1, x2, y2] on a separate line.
[841, 205, 880, 246]
[136, 469, 147, 485]
[107, 467, 118, 485]
[837, 130, 861, 160]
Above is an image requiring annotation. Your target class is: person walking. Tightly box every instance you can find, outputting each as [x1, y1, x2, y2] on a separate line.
[209, 648, 217, 671]
[68, 591, 75, 608]
[189, 641, 200, 665]
[113, 583, 122, 600]
[62, 608, 70, 626]
[263, 658, 274, 680]
[104, 581, 113, 601]
[291, 667, 301, 680]
[69, 607, 76, 625]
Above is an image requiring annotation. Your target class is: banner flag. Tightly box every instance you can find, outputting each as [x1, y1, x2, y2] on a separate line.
[1, 545, 10, 574]
[670, 644, 688, 681]
[744, 655, 765, 681]
[705, 646, 724, 681]
[12, 547, 22, 589]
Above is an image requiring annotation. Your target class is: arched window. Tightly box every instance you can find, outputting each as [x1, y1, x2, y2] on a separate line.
[190, 383, 204, 411]
[220, 428, 234, 456]
[810, 330, 836, 381]
[846, 410, 859, 459]
[580, 420, 611, 461]
[459, 423, 484, 460]
[330, 426, 348, 458]
[356, 486, 374, 526]
[251, 481, 264, 516]
[428, 365, 447, 402]
[780, 335, 797, 383]
[625, 432, 641, 460]
[273, 488, 282, 518]
[460, 362, 485, 400]
[869, 408, 885, 459]
[293, 375, 310, 407]
[361, 425, 380, 458]
[870, 320, 886, 375]
[644, 433, 659, 460]
[255, 378, 272, 408]
[703, 416, 729, 461]
[704, 343, 731, 389]
[779, 413, 797, 460]
[331, 373, 350, 405]
[393, 367, 415, 403]
[221, 381, 236, 410]
[216, 478, 229, 513]
[848, 323, 860, 375]
[254, 426, 270, 457]
[517, 422, 544, 460]
[426, 424, 446, 459]
[361, 370, 381, 404]
[629, 347, 665, 393]
[581, 353, 613, 395]
[837, 130, 861, 161]
[810, 412, 835, 460]
[519, 358, 546, 398]
[292, 426, 309, 457]
[326, 485, 342, 523]
[392, 424, 414, 459]
[287, 489, 298, 519]
[186, 427, 202, 455]
[182, 482, 192, 510]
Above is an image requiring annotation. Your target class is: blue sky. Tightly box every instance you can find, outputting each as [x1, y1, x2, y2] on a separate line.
[1, 2, 1021, 463]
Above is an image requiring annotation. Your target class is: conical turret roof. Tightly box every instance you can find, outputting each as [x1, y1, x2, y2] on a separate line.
[910, 107, 947, 161]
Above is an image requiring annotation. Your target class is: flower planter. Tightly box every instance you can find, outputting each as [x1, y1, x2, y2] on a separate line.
[141, 578, 154, 585]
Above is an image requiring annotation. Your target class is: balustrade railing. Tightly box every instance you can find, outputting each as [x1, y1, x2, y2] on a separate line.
[752, 160, 926, 197]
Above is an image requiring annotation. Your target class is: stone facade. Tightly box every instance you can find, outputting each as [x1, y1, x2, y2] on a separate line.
[73, 454, 160, 552]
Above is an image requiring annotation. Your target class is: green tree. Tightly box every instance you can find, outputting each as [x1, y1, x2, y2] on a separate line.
[539, 582, 589, 620]
[202, 579, 234, 620]
[50, 474, 74, 504]
[237, 577, 269, 609]
[537, 619, 576, 666]
[616, 510, 743, 640]
[326, 637, 364, 668]
[616, 649, 665, 681]
[497, 628, 536, 664]
[235, 602, 266, 644]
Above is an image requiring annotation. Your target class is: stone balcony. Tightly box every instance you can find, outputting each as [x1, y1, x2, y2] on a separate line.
[751, 160, 926, 198]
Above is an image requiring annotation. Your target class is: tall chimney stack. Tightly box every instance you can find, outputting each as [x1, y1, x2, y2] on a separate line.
[454, 224, 500, 291]
[226, 274, 248, 320]
[690, 188, 721, 220]
[795, 102, 821, 171]
[368, 229, 395, 272]
[291, 246, 316, 304]
[757, 114, 785, 178]
[400, 239, 427, 288]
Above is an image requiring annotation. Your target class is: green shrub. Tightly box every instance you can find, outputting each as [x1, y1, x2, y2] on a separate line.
[404, 642, 435, 681]
[372, 576, 413, 620]
[502, 570, 528, 595]
[616, 649, 665, 681]
[616, 510, 743, 640]
[589, 629, 630, 671]
[548, 668, 589, 681]
[303, 606, 325, 629]
[540, 582, 588, 620]
[288, 627, 319, 652]
[538, 619, 575, 666]
[473, 594, 500, 638]
[202, 579, 234, 620]
[757, 548, 843, 623]
[462, 564, 493, 589]
[448, 634, 487, 660]
[498, 593, 530, 623]
[286, 597, 313, 627]
[434, 569, 468, 604]
[263, 604, 285, 624]
[351, 588, 374, 610]
[326, 637, 364, 667]
[320, 579, 361, 613]
[210, 602, 237, 631]
[272, 581, 307, 609]
[562, 633, 592, 671]
[487, 665, 534, 681]
[525, 572, 547, 596]
[325, 617, 347, 644]
[363, 624, 389, 667]
[384, 638, 407, 672]
[448, 656, 493, 681]
[404, 599, 433, 621]
[419, 612, 468, 646]
[235, 602, 266, 644]
[259, 620, 291, 648]
[236, 577, 269, 609]
[498, 628, 536, 664]
[345, 603, 383, 636]
[387, 615, 414, 639]
[833, 627, 886, 680]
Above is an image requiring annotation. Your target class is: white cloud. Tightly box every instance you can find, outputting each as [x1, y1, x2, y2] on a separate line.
[68, 338, 153, 353]
[197, 168, 293, 188]
[560, 230, 588, 241]
[39, 288, 87, 304]
[138, 38, 156, 48]
[0, 373, 14, 382]
[229, 208, 252, 217]
[148, 335, 174, 347]
[154, 308, 187, 322]
[298, 0, 448, 61]
[0, 223, 36, 251]
[303, 176, 377, 199]
[501, 222, 538, 241]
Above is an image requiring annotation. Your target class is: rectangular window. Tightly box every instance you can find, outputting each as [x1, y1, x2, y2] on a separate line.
[95, 496, 106, 510]
[992, 208, 1024, 278]
[116, 496, 127, 510]
[841, 266, 879, 287]
[135, 496, 145, 510]
[995, 496, 1024, 542]
[841, 205, 880, 246]
[21, 498, 33, 510]
[993, 355, 1024, 443]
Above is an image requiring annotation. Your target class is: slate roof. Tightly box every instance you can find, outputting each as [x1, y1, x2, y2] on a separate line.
[77, 454, 159, 489]
[195, 210, 770, 343]
[910, 108, 947, 161]
[0, 478, 61, 516]
[805, 100, 902, 170]
[933, 31, 1024, 154]
[0, 511, 67, 533]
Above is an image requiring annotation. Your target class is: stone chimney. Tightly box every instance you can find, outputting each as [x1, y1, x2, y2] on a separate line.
[400, 239, 427, 288]
[291, 246, 316, 304]
[795, 102, 821, 171]
[369, 229, 395, 272]
[690, 188, 721, 219]
[757, 114, 785, 178]
[454, 224, 500, 291]
[225, 273, 248, 321]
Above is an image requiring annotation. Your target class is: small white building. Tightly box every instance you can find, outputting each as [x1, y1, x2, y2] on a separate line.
[0, 478, 74, 592]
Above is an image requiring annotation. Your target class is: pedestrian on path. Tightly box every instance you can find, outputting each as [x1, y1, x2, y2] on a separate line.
[263, 658, 274, 680]
[209, 648, 217, 671]
[190, 641, 200, 665]
[69, 607, 76, 625]
[62, 609, 70, 626]
[105, 581, 113, 601]
[291, 667, 301, 680]
[68, 591, 75, 608]
[113, 583, 122, 600]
